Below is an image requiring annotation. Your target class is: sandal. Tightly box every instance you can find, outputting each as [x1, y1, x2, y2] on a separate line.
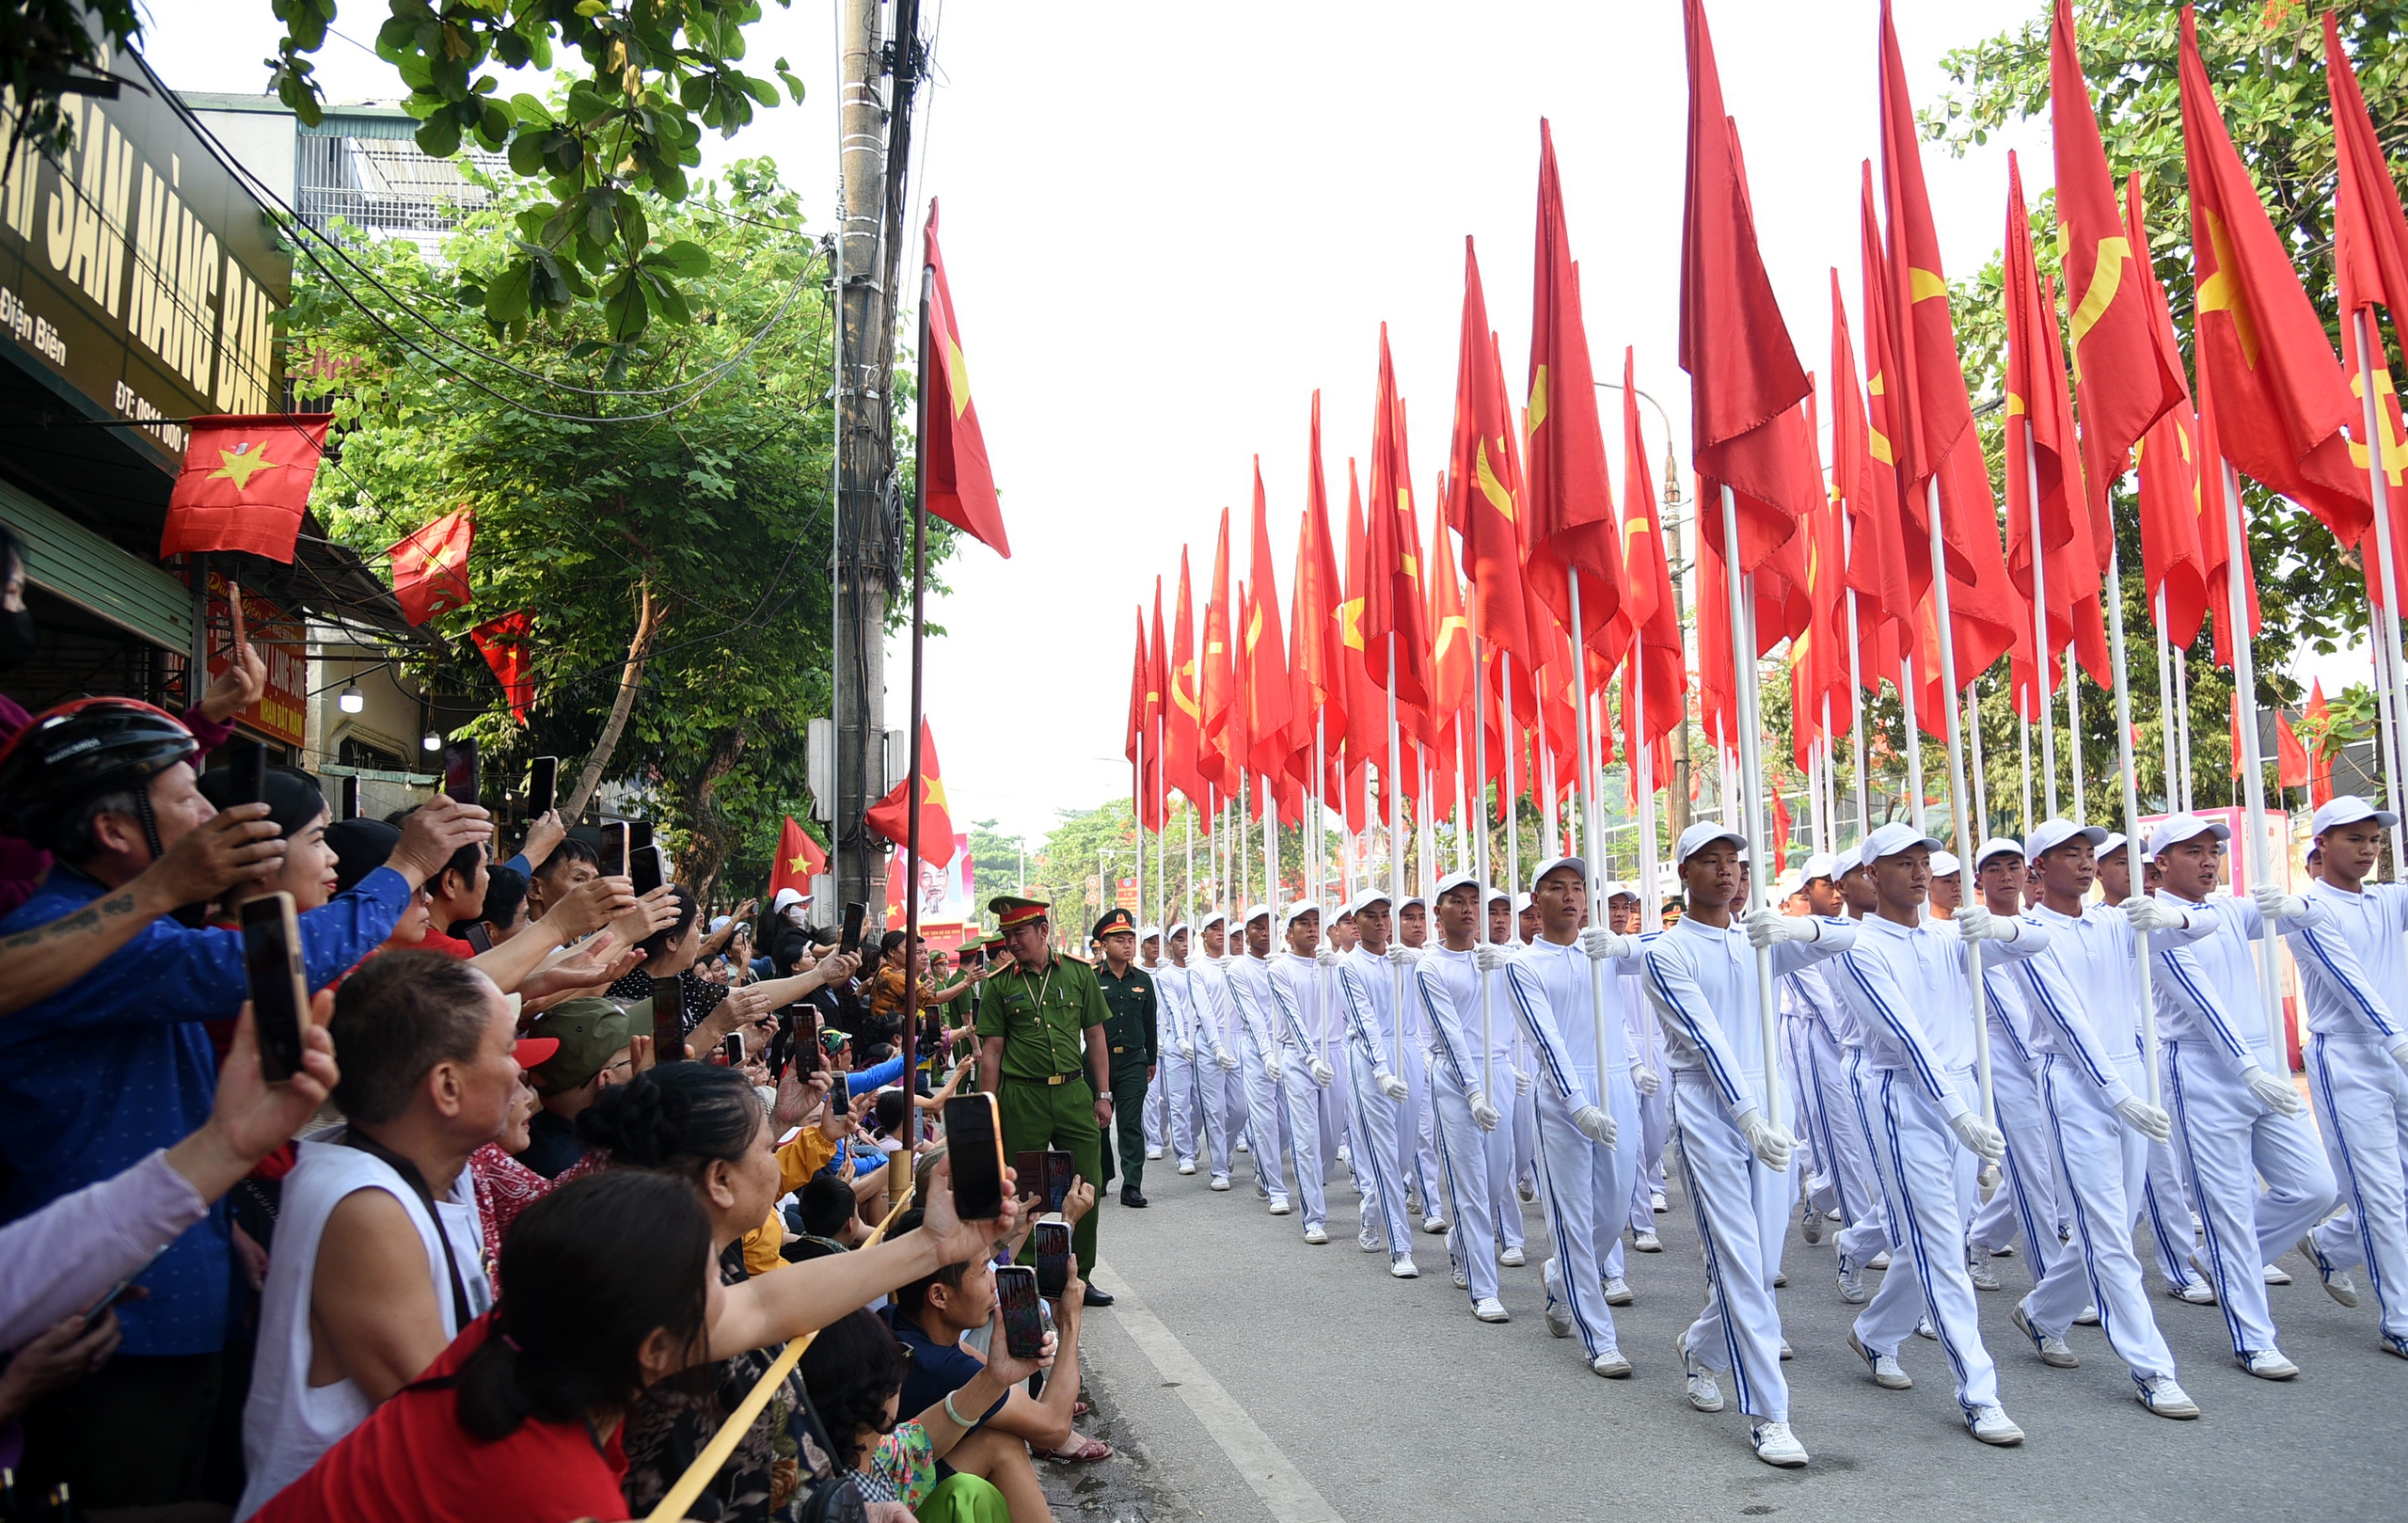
[1072, 1401, 1091, 1418]
[1040, 1435, 1114, 1464]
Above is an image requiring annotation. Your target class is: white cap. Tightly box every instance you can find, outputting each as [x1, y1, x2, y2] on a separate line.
[1328, 901, 1354, 921]
[1774, 868, 1805, 897]
[1676, 821, 1747, 864]
[1399, 894, 1427, 912]
[1859, 821, 1943, 867]
[1197, 909, 1228, 932]
[1434, 870, 1484, 901]
[2311, 795, 2400, 836]
[1797, 851, 1839, 884]
[1345, 887, 1392, 917]
[2025, 818, 2108, 861]
[1281, 898, 1320, 932]
[708, 914, 733, 934]
[1242, 903, 1273, 926]
[2147, 813, 2231, 858]
[1512, 893, 1533, 912]
[1138, 924, 1162, 943]
[770, 886, 806, 912]
[1165, 921, 1190, 940]
[1973, 835, 2027, 869]
[1487, 885, 1513, 906]
[1602, 880, 1638, 900]
[1529, 855, 1588, 893]
[1930, 850, 1960, 879]
[2098, 832, 2127, 861]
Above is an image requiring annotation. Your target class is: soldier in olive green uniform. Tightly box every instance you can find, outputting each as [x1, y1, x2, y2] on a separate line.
[1091, 908, 1160, 1207]
[976, 895, 1115, 1305]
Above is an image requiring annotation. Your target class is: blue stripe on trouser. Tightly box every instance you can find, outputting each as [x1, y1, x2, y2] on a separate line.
[2164, 1041, 2256, 1356]
[1242, 1032, 1291, 1203]
[1428, 1075, 1501, 1305]
[1837, 1047, 1897, 1270]
[1347, 1052, 1411, 1255]
[1531, 1087, 1616, 1360]
[1854, 1069, 1999, 1412]
[1278, 1050, 1333, 1230]
[1967, 1044, 2060, 1274]
[2025, 1055, 2178, 1380]
[1670, 1078, 1788, 1421]
[2305, 1036, 2408, 1340]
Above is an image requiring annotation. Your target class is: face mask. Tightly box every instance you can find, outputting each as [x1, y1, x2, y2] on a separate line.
[0, 606, 35, 671]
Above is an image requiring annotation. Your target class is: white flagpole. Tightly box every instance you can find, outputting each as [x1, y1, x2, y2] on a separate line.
[1315, 713, 1328, 917]
[1967, 674, 1990, 846]
[1386, 632, 1406, 1077]
[1503, 652, 1523, 913]
[2018, 707, 2034, 841]
[2027, 429, 2060, 820]
[2104, 502, 2164, 1104]
[1839, 508, 1872, 847]
[1926, 478, 1994, 1121]
[1134, 726, 1147, 939]
[2219, 460, 2285, 1054]
[1902, 651, 1925, 833]
[2067, 650, 2085, 824]
[2173, 644, 2194, 812]
[1569, 575, 1612, 1111]
[1472, 627, 1494, 1102]
[1635, 655, 1661, 926]
[1419, 743, 1436, 898]
[1720, 485, 1782, 1134]
[2352, 311, 2408, 868]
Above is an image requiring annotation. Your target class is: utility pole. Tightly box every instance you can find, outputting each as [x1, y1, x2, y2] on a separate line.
[832, 0, 927, 925]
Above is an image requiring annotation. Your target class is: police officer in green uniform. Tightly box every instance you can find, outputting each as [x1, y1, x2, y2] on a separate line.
[1090, 907, 1159, 1208]
[976, 895, 1115, 1306]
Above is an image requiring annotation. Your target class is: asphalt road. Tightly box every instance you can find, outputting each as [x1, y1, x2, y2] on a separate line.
[1049, 1140, 2403, 1523]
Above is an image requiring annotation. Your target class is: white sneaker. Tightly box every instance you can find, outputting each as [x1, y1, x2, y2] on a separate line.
[2135, 1375, 2201, 1420]
[2237, 1348, 2299, 1380]
[1358, 1223, 1382, 1252]
[1603, 1276, 1633, 1306]
[1679, 1338, 1723, 1412]
[1177, 1159, 1196, 1176]
[1967, 1255, 2003, 1292]
[1778, 1339, 1794, 1361]
[1868, 1250, 1892, 1270]
[1146, 1147, 1163, 1161]
[1336, 1143, 1351, 1166]
[1772, 1269, 1788, 1288]
[1451, 1261, 1471, 1290]
[1633, 1230, 1663, 1253]
[1651, 1191, 1669, 1214]
[2262, 1262, 2292, 1286]
[1751, 1420, 1808, 1467]
[1799, 1199, 1824, 1245]
[2171, 1278, 2217, 1306]
[1837, 1264, 1869, 1304]
[1517, 1178, 1538, 1204]
[2011, 1304, 2079, 1369]
[1499, 1245, 1527, 1268]
[1254, 1178, 1269, 1200]
[1850, 1331, 1911, 1388]
[1235, 1139, 1250, 1153]
[1422, 1214, 1448, 1234]
[2299, 1234, 2361, 1308]
[1209, 1175, 1231, 1192]
[1913, 1318, 1938, 1341]
[1544, 1260, 1573, 1339]
[1966, 1404, 2024, 1446]
[1473, 1296, 1510, 1323]
[1389, 1257, 1419, 1279]
[1303, 1223, 1329, 1245]
[2073, 1303, 2100, 1326]
[1590, 1347, 1633, 1378]
[1268, 1198, 1291, 1216]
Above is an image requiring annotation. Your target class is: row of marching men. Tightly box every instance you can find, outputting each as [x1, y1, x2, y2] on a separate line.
[1127, 793, 2408, 1470]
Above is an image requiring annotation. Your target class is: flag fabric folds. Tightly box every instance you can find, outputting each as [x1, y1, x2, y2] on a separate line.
[768, 815, 827, 901]
[1620, 347, 1685, 748]
[2324, 9, 2408, 606]
[920, 201, 1009, 557]
[470, 611, 535, 722]
[1243, 459, 1293, 779]
[1199, 509, 1239, 797]
[1168, 549, 1206, 813]
[865, 719, 958, 868]
[386, 508, 476, 626]
[2125, 173, 2212, 649]
[161, 414, 334, 563]
[1446, 239, 1536, 668]
[1365, 327, 1434, 712]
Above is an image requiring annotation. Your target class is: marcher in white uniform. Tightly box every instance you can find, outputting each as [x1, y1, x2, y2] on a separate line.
[1608, 883, 1671, 1249]
[1777, 856, 1853, 1252]
[2142, 814, 2339, 1377]
[1161, 923, 1236, 1187]
[1188, 912, 1248, 1185]
[1411, 873, 1516, 1322]
[1395, 895, 1448, 1231]
[1825, 854, 1895, 1301]
[1224, 906, 1295, 1215]
[1495, 890, 1540, 1218]
[1644, 823, 1858, 1468]
[1962, 839, 2069, 1286]
[1827, 826, 2024, 1445]
[2288, 798, 2408, 1357]
[1989, 820, 2201, 1420]
[1332, 890, 1421, 1278]
[1269, 902, 1342, 1244]
[1501, 856, 1643, 1375]
[1138, 927, 1172, 1160]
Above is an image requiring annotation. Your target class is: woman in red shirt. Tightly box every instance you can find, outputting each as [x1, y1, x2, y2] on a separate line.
[250, 1158, 1013, 1523]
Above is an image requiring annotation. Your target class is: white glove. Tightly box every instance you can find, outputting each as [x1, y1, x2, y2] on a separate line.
[1309, 1055, 1336, 1088]
[1377, 1071, 1409, 1101]
[2123, 896, 2187, 933]
[2113, 1094, 2173, 1144]
[1215, 1046, 1240, 1071]
[1315, 949, 1341, 969]
[1947, 1111, 2006, 1164]
[2251, 882, 2308, 921]
[1734, 1108, 1797, 1170]
[1745, 908, 1814, 948]
[1578, 928, 1636, 961]
[1385, 944, 1423, 967]
[1473, 944, 1513, 974]
[1955, 906, 2015, 943]
[1513, 1068, 1533, 1097]
[1265, 1055, 1285, 1085]
[1469, 1091, 1502, 1131]
[1630, 1064, 1662, 1098]
[1178, 1039, 1195, 1060]
[2240, 1065, 2303, 1117]
[1574, 1104, 1618, 1145]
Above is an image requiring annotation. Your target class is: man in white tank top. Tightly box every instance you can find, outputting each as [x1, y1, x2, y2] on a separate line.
[237, 951, 538, 1518]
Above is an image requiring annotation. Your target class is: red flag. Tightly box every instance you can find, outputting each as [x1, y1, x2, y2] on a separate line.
[2180, 7, 2368, 542]
[920, 201, 1008, 557]
[1876, 0, 1972, 495]
[1793, 391, 1850, 771]
[2051, 0, 2185, 505]
[386, 508, 475, 625]
[1125, 606, 1148, 769]
[470, 611, 535, 722]
[1199, 509, 1239, 796]
[1428, 507, 1474, 722]
[769, 816, 827, 900]
[1620, 348, 1684, 746]
[1167, 549, 1207, 812]
[1365, 327, 1434, 711]
[2195, 358, 2264, 669]
[1446, 240, 1536, 667]
[2325, 10, 2408, 606]
[1524, 124, 1626, 648]
[2305, 679, 2337, 807]
[865, 719, 958, 868]
[1771, 785, 1792, 879]
[1243, 460, 1293, 777]
[1830, 268, 1904, 699]
[1297, 394, 1350, 735]
[2125, 174, 2212, 648]
[1339, 461, 1384, 773]
[1149, 575, 1169, 759]
[2039, 268, 2115, 688]
[161, 414, 333, 563]
[2274, 708, 2310, 792]
[1854, 165, 1924, 632]
[1680, 0, 1814, 571]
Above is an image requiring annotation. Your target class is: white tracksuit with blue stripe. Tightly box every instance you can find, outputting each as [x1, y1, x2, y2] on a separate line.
[1831, 915, 2002, 1412]
[2146, 890, 2339, 1356]
[1334, 945, 1416, 1261]
[1622, 967, 1672, 1231]
[1645, 912, 1858, 1423]
[1783, 965, 1877, 1244]
[1964, 937, 2067, 1274]
[1225, 954, 1294, 1209]
[1503, 936, 1640, 1362]
[2289, 878, 2408, 1345]
[1162, 958, 1237, 1181]
[1991, 904, 2179, 1379]
[1269, 951, 1344, 1234]
[1412, 945, 1523, 1303]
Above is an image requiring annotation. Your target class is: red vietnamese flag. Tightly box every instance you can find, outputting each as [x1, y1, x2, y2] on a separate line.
[2050, 0, 2186, 509]
[919, 202, 1008, 557]
[1680, 0, 1814, 572]
[1339, 461, 1384, 792]
[2325, 11, 2408, 606]
[1283, 552, 1316, 806]
[1428, 505, 1474, 722]
[2125, 173, 2212, 648]
[2195, 359, 2263, 669]
[1855, 165, 1925, 627]
[768, 816, 826, 901]
[162, 414, 333, 563]
[1297, 394, 1350, 744]
[1124, 605, 1146, 770]
[2038, 267, 2115, 686]
[2305, 679, 2337, 807]
[1167, 549, 1206, 812]
[1876, 1, 1971, 499]
[2275, 708, 2311, 792]
[1198, 509, 1239, 797]
[470, 611, 535, 722]
[1770, 786, 1792, 878]
[1242, 459, 1293, 778]
[1695, 526, 1737, 753]
[865, 719, 958, 868]
[1524, 125, 1626, 650]
[1620, 347, 1685, 747]
[387, 508, 475, 625]
[1793, 392, 1850, 772]
[1830, 267, 1905, 698]
[1149, 575, 1169, 759]
[1446, 239, 1536, 668]
[1365, 327, 1434, 712]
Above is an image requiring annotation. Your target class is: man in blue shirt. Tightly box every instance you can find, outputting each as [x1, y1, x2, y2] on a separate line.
[0, 699, 491, 1509]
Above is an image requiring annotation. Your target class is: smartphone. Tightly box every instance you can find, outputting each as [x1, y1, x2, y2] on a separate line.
[527, 755, 559, 820]
[629, 820, 654, 857]
[1014, 1150, 1045, 1203]
[225, 739, 268, 810]
[1032, 1221, 1071, 1299]
[81, 1245, 168, 1321]
[1041, 1150, 1075, 1215]
[942, 1092, 1007, 1221]
[631, 843, 664, 896]
[339, 774, 360, 821]
[721, 1032, 744, 1066]
[839, 900, 867, 959]
[767, 1013, 793, 1080]
[239, 892, 309, 1083]
[994, 1265, 1047, 1360]
[600, 821, 629, 879]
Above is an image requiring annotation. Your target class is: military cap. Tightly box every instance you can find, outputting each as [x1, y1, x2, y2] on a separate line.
[990, 894, 1051, 928]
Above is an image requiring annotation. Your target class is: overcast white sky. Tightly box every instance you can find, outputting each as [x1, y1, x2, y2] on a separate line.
[145, 1, 2378, 843]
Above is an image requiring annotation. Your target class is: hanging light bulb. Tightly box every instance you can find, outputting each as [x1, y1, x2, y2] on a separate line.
[338, 684, 365, 714]
[423, 732, 443, 752]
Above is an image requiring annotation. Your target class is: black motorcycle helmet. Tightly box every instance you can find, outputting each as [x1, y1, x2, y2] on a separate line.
[0, 697, 198, 860]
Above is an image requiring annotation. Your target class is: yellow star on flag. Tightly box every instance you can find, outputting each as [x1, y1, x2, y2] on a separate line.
[209, 443, 284, 492]
[926, 776, 949, 811]
[788, 852, 807, 872]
